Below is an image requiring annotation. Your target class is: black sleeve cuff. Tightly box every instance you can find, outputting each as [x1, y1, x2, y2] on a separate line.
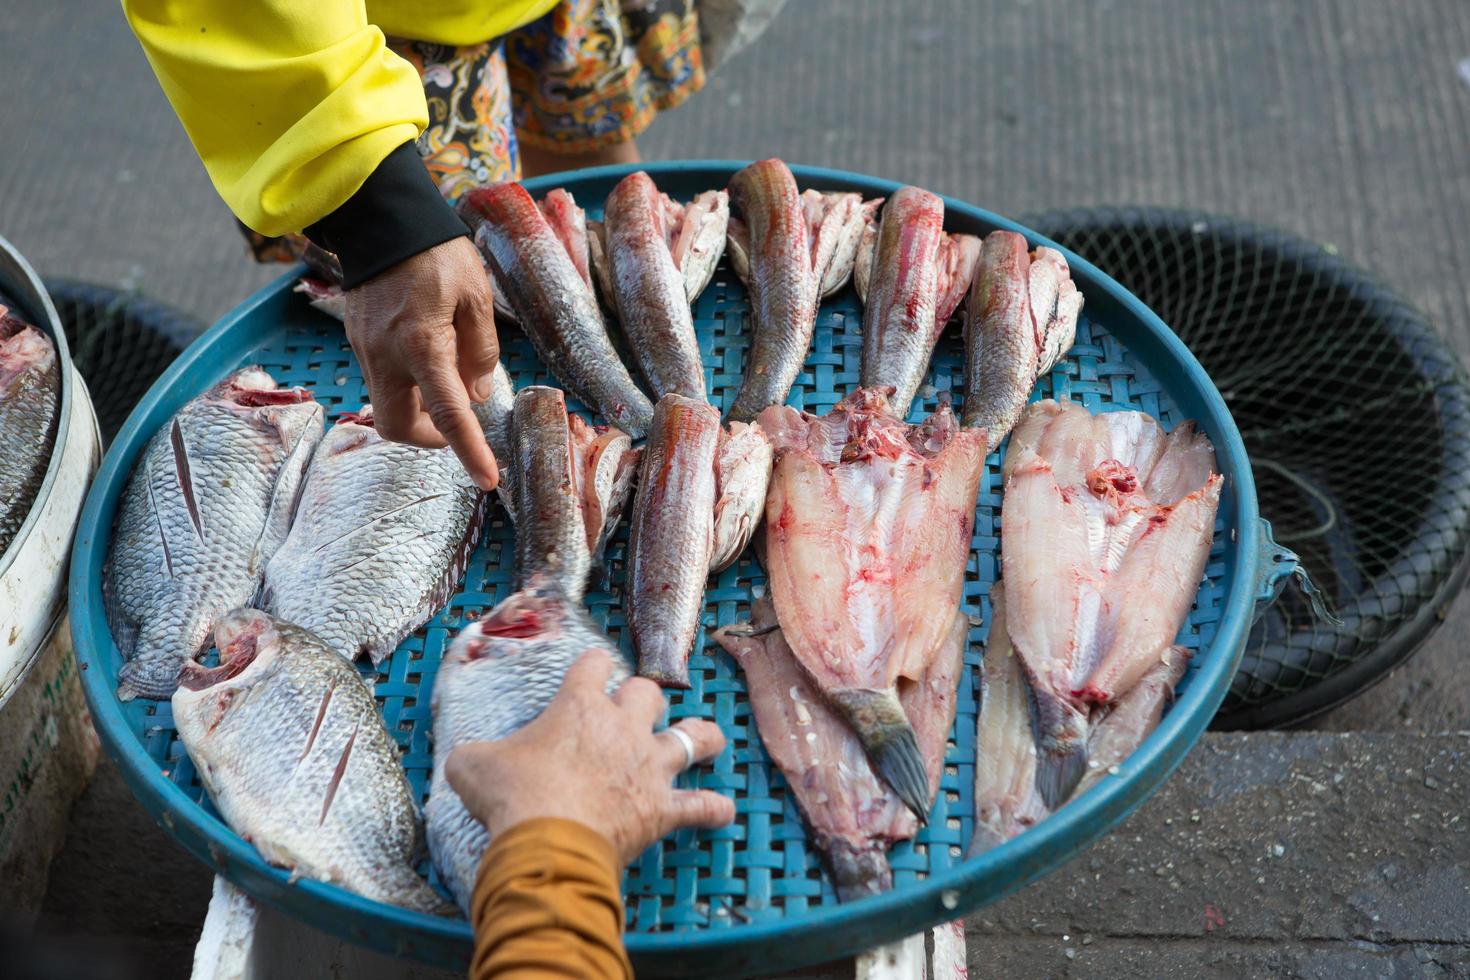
[303, 141, 469, 290]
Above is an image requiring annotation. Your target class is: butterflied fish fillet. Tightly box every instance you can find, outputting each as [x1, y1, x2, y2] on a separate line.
[590, 172, 727, 400]
[629, 394, 773, 687]
[716, 597, 964, 898]
[962, 233, 1084, 443]
[459, 183, 654, 437]
[0, 308, 58, 556]
[759, 388, 986, 816]
[261, 406, 486, 665]
[1074, 646, 1190, 798]
[854, 187, 981, 418]
[1001, 399, 1218, 805]
[724, 159, 877, 421]
[969, 588, 1049, 855]
[107, 368, 324, 700]
[173, 609, 451, 915]
[509, 386, 638, 602]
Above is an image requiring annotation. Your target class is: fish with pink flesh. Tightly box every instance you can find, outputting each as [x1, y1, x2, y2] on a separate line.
[758, 388, 986, 817]
[852, 186, 982, 418]
[969, 587, 1050, 855]
[1073, 645, 1190, 798]
[714, 596, 965, 898]
[1000, 399, 1219, 806]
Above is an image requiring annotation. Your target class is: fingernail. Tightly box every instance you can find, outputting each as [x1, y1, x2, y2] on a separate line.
[474, 374, 494, 401]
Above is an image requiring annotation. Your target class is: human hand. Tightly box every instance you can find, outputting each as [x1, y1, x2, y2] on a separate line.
[344, 236, 501, 490]
[446, 650, 735, 864]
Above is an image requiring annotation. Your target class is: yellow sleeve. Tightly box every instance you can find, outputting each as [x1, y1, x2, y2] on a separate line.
[470, 818, 634, 980]
[122, 0, 429, 237]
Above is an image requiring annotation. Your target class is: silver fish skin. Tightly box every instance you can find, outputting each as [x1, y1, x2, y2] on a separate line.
[961, 231, 1037, 443]
[107, 368, 324, 701]
[0, 309, 58, 555]
[857, 188, 983, 418]
[459, 183, 654, 438]
[510, 386, 638, 602]
[969, 588, 1049, 855]
[1074, 646, 1189, 799]
[173, 609, 451, 915]
[426, 583, 628, 914]
[599, 172, 713, 401]
[261, 406, 486, 666]
[724, 160, 877, 422]
[472, 363, 518, 522]
[627, 394, 721, 688]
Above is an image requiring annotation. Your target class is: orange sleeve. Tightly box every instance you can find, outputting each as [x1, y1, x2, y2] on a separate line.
[470, 818, 633, 980]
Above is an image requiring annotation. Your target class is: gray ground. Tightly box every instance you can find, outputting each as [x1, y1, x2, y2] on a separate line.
[4, 0, 1468, 976]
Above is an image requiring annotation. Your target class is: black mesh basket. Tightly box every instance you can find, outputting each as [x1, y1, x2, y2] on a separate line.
[44, 280, 201, 445]
[1023, 208, 1470, 729]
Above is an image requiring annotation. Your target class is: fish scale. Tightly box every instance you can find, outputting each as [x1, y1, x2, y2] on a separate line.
[0, 308, 58, 556]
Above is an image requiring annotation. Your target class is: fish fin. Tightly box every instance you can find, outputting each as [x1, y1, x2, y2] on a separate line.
[827, 687, 932, 822]
[1034, 742, 1088, 811]
[116, 656, 179, 702]
[825, 838, 894, 901]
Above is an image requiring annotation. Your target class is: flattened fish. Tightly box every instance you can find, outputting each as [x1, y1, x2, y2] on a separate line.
[961, 233, 1084, 443]
[969, 588, 1049, 855]
[629, 394, 772, 687]
[459, 183, 654, 437]
[261, 406, 486, 665]
[855, 187, 981, 418]
[173, 609, 450, 915]
[592, 171, 728, 400]
[107, 368, 324, 700]
[759, 388, 986, 816]
[725, 160, 876, 421]
[717, 596, 964, 898]
[1074, 646, 1190, 798]
[1000, 399, 1219, 806]
[0, 308, 58, 555]
[509, 386, 638, 602]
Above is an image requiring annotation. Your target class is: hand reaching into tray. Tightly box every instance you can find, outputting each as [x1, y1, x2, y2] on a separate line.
[344, 237, 502, 492]
[447, 649, 735, 864]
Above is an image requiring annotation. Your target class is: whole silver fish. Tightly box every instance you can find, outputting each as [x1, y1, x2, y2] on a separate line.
[855, 188, 981, 418]
[509, 386, 638, 602]
[459, 183, 654, 437]
[725, 160, 875, 422]
[261, 406, 486, 665]
[0, 309, 58, 555]
[173, 609, 450, 915]
[107, 368, 324, 700]
[593, 171, 728, 400]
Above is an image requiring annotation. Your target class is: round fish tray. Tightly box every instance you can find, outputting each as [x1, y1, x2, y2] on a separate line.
[71, 163, 1294, 977]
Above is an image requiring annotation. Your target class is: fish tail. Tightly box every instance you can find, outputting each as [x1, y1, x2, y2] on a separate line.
[636, 646, 692, 689]
[1018, 662, 1090, 808]
[1034, 740, 1089, 811]
[828, 687, 932, 821]
[117, 655, 182, 701]
[824, 838, 894, 901]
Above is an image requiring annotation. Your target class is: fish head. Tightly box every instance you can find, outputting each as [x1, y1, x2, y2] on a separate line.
[172, 608, 284, 723]
[0, 315, 55, 390]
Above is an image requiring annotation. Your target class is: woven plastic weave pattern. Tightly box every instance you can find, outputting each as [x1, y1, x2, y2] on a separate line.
[113, 250, 1228, 931]
[1024, 208, 1470, 729]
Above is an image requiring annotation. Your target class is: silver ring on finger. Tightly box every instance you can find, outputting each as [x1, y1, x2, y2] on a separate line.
[664, 726, 697, 771]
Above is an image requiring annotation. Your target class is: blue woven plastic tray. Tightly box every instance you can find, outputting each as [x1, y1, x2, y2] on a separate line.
[71, 162, 1297, 977]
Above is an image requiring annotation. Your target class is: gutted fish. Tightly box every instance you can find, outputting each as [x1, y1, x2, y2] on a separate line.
[854, 187, 981, 418]
[0, 309, 58, 556]
[717, 596, 965, 897]
[509, 386, 638, 602]
[107, 369, 323, 700]
[629, 394, 772, 687]
[1074, 646, 1190, 798]
[459, 183, 654, 437]
[1000, 399, 1219, 806]
[725, 160, 876, 421]
[592, 172, 728, 400]
[261, 406, 486, 666]
[173, 609, 450, 915]
[969, 588, 1049, 855]
[294, 278, 346, 321]
[759, 389, 986, 816]
[961, 233, 1084, 443]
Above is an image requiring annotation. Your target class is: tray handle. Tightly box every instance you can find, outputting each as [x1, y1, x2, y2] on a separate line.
[1252, 518, 1342, 625]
